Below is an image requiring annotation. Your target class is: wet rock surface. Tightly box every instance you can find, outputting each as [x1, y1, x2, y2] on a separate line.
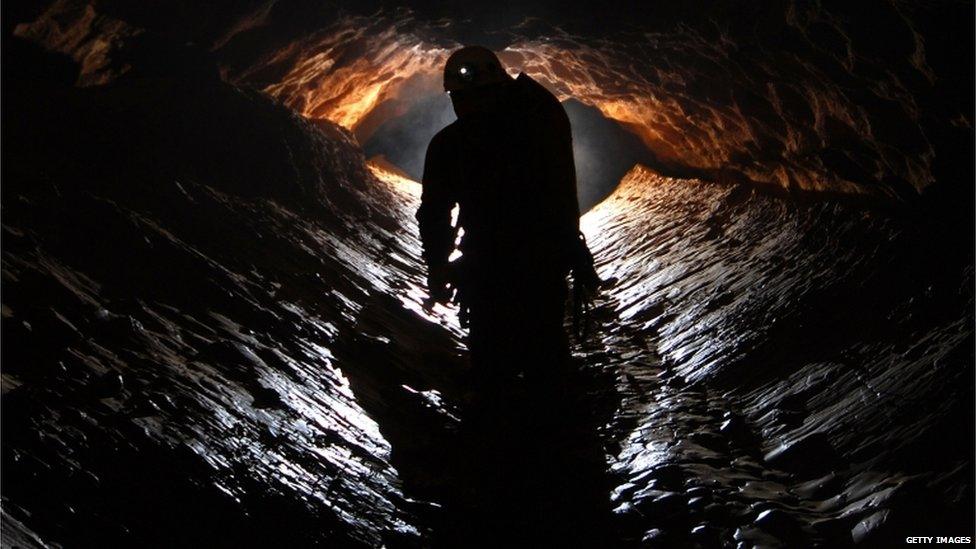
[583, 167, 973, 546]
[4, 7, 974, 547]
[3, 54, 451, 547]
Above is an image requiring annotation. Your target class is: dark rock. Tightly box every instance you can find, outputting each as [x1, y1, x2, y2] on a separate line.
[646, 464, 684, 487]
[763, 432, 839, 476]
[127, 398, 162, 418]
[719, 415, 754, 443]
[611, 501, 647, 532]
[768, 407, 807, 428]
[734, 525, 786, 548]
[639, 527, 681, 548]
[851, 509, 891, 544]
[811, 517, 856, 542]
[250, 386, 285, 410]
[775, 391, 809, 412]
[666, 375, 686, 388]
[703, 502, 730, 522]
[93, 371, 125, 398]
[793, 471, 841, 500]
[650, 492, 687, 514]
[611, 482, 638, 503]
[641, 527, 664, 542]
[690, 523, 721, 544]
[687, 496, 707, 510]
[689, 430, 728, 452]
[754, 508, 802, 538]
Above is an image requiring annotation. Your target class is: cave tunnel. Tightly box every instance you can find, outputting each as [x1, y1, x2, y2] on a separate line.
[2, 0, 974, 547]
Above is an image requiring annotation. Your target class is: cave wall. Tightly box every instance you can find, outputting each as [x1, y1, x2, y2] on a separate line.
[581, 166, 973, 544]
[2, 0, 973, 546]
[3, 27, 462, 545]
[10, 0, 974, 205]
[226, 1, 975, 202]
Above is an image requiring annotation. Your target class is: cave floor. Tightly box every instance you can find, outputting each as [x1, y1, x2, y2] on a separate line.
[2, 70, 971, 548]
[355, 294, 847, 548]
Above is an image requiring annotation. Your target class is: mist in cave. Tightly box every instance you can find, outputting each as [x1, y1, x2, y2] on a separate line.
[2, 0, 974, 547]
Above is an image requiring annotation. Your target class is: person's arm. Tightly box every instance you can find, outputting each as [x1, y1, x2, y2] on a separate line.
[552, 105, 582, 244]
[550, 102, 600, 291]
[543, 102, 591, 268]
[416, 130, 457, 302]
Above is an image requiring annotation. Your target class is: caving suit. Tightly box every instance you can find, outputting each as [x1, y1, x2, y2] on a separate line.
[416, 73, 584, 386]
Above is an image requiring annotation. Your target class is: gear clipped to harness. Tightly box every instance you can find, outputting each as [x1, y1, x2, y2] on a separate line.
[570, 231, 602, 342]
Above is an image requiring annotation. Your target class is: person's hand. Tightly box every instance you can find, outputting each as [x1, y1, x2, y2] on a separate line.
[572, 262, 601, 300]
[570, 232, 601, 300]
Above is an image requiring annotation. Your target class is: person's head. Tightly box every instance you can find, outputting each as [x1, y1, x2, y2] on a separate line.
[443, 46, 513, 117]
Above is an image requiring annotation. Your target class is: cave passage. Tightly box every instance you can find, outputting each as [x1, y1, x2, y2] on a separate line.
[2, 1, 974, 548]
[362, 91, 655, 212]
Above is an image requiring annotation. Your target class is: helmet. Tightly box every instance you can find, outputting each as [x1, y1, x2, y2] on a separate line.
[443, 46, 509, 93]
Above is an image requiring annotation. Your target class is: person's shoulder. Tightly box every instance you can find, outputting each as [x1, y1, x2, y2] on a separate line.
[515, 72, 543, 89]
[515, 73, 558, 102]
[427, 121, 463, 152]
[514, 73, 566, 118]
[514, 72, 568, 124]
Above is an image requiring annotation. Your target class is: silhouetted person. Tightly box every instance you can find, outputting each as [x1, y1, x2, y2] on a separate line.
[418, 45, 599, 387]
[416, 46, 609, 547]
